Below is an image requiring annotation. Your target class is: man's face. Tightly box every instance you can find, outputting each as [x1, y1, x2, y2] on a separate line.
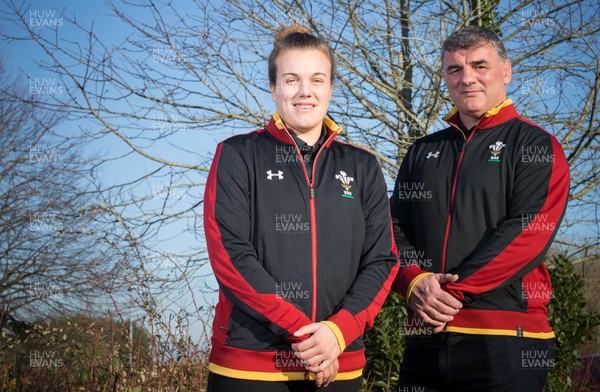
[270, 48, 333, 138]
[442, 43, 512, 125]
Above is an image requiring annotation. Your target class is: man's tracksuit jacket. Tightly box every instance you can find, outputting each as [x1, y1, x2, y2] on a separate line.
[204, 113, 399, 381]
[391, 99, 570, 340]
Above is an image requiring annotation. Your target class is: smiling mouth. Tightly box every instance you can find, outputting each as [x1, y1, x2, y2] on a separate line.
[294, 104, 316, 110]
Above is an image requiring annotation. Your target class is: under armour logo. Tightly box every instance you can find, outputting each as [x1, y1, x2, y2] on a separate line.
[426, 151, 440, 159]
[266, 170, 284, 180]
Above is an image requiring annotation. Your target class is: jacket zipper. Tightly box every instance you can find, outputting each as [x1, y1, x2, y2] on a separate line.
[289, 131, 336, 322]
[440, 127, 476, 272]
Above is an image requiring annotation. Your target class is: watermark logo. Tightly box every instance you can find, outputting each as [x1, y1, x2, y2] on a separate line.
[29, 78, 64, 95]
[521, 8, 556, 28]
[521, 77, 557, 97]
[274, 350, 305, 372]
[397, 181, 432, 201]
[275, 145, 304, 165]
[521, 213, 555, 234]
[400, 316, 434, 337]
[275, 281, 309, 302]
[273, 4, 329, 27]
[335, 170, 355, 199]
[29, 9, 63, 28]
[521, 349, 554, 370]
[151, 181, 187, 200]
[151, 46, 186, 65]
[29, 281, 63, 301]
[274, 7, 305, 25]
[273, 76, 291, 96]
[29, 212, 63, 233]
[399, 249, 432, 269]
[29, 145, 63, 164]
[522, 281, 554, 302]
[398, 387, 426, 392]
[30, 350, 64, 368]
[521, 145, 555, 165]
[152, 113, 188, 133]
[275, 213, 309, 234]
[273, 73, 333, 96]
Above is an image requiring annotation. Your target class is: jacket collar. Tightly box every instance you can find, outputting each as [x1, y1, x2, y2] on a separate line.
[443, 99, 519, 131]
[265, 112, 342, 147]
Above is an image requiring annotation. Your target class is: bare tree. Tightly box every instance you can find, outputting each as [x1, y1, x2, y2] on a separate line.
[0, 0, 597, 347]
[0, 60, 124, 324]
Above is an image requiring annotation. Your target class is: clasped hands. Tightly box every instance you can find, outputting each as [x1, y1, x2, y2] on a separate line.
[291, 322, 340, 388]
[287, 274, 461, 387]
[408, 273, 463, 333]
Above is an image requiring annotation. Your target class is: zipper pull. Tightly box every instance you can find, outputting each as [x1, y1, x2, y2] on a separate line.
[310, 184, 315, 199]
[460, 142, 466, 151]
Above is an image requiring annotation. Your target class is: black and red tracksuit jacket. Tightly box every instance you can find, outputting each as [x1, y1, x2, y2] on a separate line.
[204, 113, 398, 381]
[391, 99, 569, 339]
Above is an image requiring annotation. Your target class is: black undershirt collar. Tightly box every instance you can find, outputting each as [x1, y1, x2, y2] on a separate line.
[289, 126, 327, 181]
[457, 115, 476, 138]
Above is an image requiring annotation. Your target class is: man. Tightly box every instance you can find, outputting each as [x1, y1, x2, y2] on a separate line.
[391, 25, 569, 391]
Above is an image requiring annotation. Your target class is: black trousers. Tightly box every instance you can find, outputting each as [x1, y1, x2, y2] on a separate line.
[397, 333, 554, 392]
[207, 372, 361, 392]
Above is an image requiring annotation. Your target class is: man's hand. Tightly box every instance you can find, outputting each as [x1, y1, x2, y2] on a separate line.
[291, 322, 341, 374]
[408, 273, 462, 331]
[314, 358, 339, 387]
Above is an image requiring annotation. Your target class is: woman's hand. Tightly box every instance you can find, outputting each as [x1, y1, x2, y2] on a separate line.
[314, 358, 339, 387]
[291, 322, 341, 374]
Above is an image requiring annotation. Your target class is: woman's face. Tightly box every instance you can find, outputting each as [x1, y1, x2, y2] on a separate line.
[270, 48, 333, 138]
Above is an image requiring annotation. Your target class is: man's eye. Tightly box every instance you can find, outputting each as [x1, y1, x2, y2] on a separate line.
[285, 78, 298, 84]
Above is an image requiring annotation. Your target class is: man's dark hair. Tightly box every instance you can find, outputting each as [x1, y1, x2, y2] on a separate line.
[442, 25, 507, 62]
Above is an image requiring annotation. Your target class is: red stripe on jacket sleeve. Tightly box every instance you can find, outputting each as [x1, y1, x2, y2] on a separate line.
[444, 134, 569, 299]
[393, 264, 427, 298]
[328, 258, 399, 346]
[204, 143, 311, 341]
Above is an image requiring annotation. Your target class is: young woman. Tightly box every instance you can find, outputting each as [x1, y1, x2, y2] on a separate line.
[204, 25, 398, 392]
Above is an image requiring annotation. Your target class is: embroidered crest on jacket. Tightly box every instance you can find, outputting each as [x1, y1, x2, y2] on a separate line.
[488, 141, 507, 162]
[335, 170, 355, 199]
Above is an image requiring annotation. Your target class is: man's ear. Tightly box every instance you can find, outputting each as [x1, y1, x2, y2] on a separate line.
[503, 59, 512, 85]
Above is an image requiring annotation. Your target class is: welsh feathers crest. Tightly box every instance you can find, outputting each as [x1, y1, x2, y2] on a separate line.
[335, 170, 355, 199]
[488, 141, 506, 162]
